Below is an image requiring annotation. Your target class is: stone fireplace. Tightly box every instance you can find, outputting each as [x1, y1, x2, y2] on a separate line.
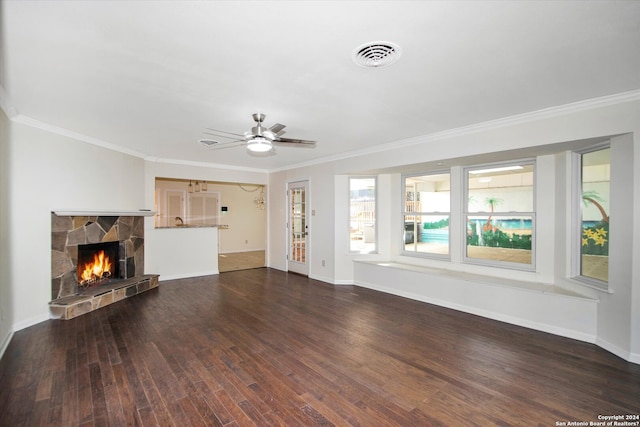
[50, 211, 158, 319]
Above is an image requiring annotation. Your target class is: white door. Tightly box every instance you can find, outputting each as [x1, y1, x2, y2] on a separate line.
[165, 190, 185, 227]
[188, 193, 220, 225]
[288, 181, 309, 276]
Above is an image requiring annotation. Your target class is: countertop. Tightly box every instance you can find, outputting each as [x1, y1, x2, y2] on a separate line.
[155, 224, 227, 229]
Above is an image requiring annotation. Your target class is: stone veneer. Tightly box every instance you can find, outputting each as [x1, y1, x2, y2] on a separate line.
[49, 274, 158, 320]
[51, 213, 145, 301]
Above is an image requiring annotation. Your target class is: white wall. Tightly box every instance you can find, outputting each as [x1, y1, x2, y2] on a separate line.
[5, 120, 146, 333]
[145, 226, 219, 280]
[0, 110, 13, 357]
[267, 163, 338, 282]
[268, 98, 640, 362]
[210, 182, 266, 253]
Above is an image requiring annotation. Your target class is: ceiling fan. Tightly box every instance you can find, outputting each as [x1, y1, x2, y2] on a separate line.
[199, 113, 316, 154]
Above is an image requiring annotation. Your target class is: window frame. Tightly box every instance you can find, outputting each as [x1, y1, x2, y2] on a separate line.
[348, 176, 377, 254]
[571, 143, 610, 291]
[463, 159, 536, 271]
[401, 171, 451, 260]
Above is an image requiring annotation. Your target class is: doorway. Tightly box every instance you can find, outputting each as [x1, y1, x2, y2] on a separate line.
[287, 180, 309, 276]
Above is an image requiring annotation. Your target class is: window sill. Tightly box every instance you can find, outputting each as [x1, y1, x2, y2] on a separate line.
[354, 260, 598, 301]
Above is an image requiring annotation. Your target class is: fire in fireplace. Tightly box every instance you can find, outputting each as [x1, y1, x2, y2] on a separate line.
[77, 241, 120, 288]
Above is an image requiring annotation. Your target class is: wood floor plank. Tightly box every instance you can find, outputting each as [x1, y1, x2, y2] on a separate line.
[1, 268, 639, 426]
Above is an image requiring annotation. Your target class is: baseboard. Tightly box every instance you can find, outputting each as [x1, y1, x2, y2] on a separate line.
[219, 249, 266, 254]
[355, 278, 599, 346]
[157, 270, 219, 281]
[13, 312, 50, 332]
[308, 273, 337, 285]
[595, 336, 640, 365]
[0, 329, 14, 360]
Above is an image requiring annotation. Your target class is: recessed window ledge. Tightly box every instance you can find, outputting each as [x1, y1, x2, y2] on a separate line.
[354, 260, 598, 302]
[557, 277, 614, 295]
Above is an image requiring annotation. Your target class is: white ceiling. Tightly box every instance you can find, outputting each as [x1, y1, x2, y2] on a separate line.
[2, 1, 640, 171]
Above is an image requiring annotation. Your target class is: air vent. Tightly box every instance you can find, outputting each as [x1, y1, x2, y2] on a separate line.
[198, 139, 219, 147]
[352, 41, 401, 68]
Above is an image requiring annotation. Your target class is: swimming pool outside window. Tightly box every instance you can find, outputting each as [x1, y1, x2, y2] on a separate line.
[464, 161, 535, 269]
[402, 172, 450, 258]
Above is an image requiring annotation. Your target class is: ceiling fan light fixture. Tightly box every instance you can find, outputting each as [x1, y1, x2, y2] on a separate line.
[247, 137, 272, 153]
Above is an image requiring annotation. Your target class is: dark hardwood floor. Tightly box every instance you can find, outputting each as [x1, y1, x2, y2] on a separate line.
[1, 268, 639, 426]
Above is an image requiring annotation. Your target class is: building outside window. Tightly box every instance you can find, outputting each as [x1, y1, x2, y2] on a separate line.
[349, 177, 376, 253]
[464, 162, 535, 268]
[402, 173, 450, 257]
[577, 146, 610, 285]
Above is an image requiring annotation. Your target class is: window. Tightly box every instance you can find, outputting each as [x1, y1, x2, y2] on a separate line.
[464, 161, 535, 268]
[577, 146, 610, 285]
[349, 177, 376, 253]
[402, 173, 451, 257]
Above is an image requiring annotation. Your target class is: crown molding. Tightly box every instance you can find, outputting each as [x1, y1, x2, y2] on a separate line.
[4, 84, 639, 175]
[145, 157, 269, 174]
[11, 114, 151, 159]
[0, 88, 268, 172]
[271, 89, 640, 173]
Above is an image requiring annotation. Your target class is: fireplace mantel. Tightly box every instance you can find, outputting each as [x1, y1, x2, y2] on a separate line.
[53, 209, 155, 217]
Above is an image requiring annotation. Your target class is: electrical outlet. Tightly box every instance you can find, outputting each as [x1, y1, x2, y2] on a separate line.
[245, 240, 248, 244]
[322, 259, 326, 267]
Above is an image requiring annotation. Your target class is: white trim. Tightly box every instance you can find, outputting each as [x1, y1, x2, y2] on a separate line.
[12, 114, 150, 159]
[271, 89, 640, 173]
[354, 277, 598, 344]
[146, 157, 269, 174]
[1, 100, 269, 174]
[308, 273, 336, 284]
[0, 84, 18, 119]
[595, 336, 640, 365]
[157, 270, 219, 281]
[4, 85, 638, 174]
[14, 312, 50, 332]
[219, 248, 266, 255]
[0, 330, 14, 360]
[286, 179, 311, 276]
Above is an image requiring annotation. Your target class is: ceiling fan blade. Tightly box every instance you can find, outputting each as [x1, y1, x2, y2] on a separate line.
[203, 140, 245, 150]
[275, 136, 316, 144]
[205, 127, 245, 138]
[268, 123, 286, 135]
[203, 131, 244, 140]
[273, 138, 316, 148]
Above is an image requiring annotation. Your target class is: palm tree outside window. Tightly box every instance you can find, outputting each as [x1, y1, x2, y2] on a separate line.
[465, 161, 535, 268]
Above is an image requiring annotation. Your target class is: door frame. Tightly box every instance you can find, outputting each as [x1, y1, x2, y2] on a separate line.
[286, 179, 310, 276]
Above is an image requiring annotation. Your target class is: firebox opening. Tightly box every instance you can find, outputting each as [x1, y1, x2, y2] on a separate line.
[77, 241, 120, 288]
